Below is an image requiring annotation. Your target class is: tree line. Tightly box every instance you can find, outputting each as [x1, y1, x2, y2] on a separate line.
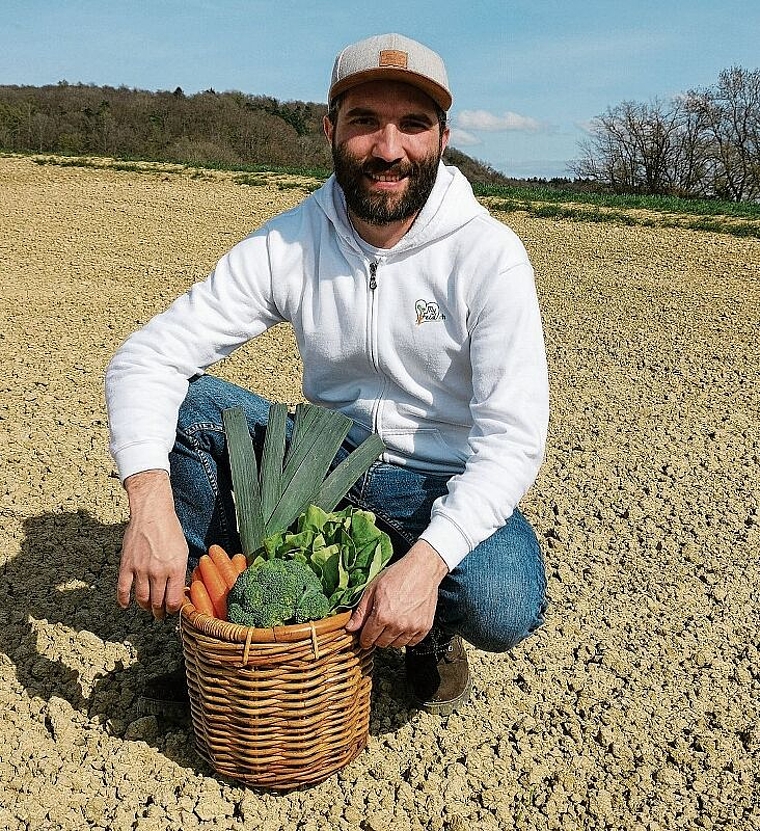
[572, 66, 760, 201]
[0, 81, 510, 185]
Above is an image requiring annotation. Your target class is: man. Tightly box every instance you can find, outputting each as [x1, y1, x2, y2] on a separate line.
[106, 33, 549, 716]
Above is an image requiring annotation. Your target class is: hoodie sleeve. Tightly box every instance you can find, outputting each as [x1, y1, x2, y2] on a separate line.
[105, 233, 284, 482]
[419, 257, 549, 570]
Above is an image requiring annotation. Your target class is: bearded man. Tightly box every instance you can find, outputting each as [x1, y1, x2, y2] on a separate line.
[106, 33, 549, 716]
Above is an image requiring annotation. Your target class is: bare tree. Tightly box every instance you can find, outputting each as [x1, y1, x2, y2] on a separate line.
[685, 67, 760, 201]
[665, 96, 712, 197]
[572, 99, 685, 194]
[573, 66, 760, 200]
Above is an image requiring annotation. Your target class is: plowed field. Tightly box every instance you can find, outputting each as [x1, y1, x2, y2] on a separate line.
[1, 155, 758, 830]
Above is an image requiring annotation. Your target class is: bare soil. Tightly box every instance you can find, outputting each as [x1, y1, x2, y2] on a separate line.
[1, 155, 758, 830]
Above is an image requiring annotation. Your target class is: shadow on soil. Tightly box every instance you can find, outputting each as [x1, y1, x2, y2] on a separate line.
[0, 510, 413, 781]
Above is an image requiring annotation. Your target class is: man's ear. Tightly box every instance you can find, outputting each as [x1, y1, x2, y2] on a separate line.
[440, 125, 450, 156]
[323, 115, 334, 144]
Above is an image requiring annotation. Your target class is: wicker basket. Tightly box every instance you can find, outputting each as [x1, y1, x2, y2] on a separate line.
[179, 600, 374, 790]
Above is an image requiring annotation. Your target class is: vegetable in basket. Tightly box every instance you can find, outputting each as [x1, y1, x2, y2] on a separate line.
[188, 544, 247, 619]
[227, 558, 330, 627]
[219, 403, 394, 627]
[254, 504, 392, 611]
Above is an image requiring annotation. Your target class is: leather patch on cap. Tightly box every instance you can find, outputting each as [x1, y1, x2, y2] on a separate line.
[379, 49, 408, 69]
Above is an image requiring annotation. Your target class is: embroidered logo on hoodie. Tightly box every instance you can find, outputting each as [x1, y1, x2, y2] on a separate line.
[415, 299, 446, 325]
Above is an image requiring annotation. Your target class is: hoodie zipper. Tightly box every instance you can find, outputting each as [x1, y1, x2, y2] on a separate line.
[367, 260, 380, 372]
[367, 259, 386, 434]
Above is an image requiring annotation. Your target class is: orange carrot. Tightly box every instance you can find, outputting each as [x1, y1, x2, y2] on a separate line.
[191, 566, 201, 583]
[209, 543, 238, 589]
[231, 553, 248, 574]
[198, 554, 228, 619]
[190, 579, 216, 617]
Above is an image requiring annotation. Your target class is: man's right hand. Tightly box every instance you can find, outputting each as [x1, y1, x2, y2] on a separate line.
[117, 470, 189, 619]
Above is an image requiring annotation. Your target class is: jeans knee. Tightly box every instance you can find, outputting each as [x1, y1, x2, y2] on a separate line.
[485, 592, 547, 652]
[437, 509, 548, 653]
[439, 558, 548, 653]
[461, 588, 547, 653]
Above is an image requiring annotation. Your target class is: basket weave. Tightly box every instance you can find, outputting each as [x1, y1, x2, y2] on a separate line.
[179, 601, 374, 790]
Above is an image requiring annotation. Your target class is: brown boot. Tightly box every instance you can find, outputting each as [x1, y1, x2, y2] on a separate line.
[405, 629, 471, 716]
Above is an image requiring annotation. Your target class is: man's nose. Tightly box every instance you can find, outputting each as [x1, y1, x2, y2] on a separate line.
[372, 124, 403, 162]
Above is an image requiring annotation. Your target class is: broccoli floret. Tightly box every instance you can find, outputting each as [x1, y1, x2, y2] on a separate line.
[292, 585, 331, 624]
[227, 558, 330, 627]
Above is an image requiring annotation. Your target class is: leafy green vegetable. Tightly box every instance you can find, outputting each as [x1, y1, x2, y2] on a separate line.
[223, 402, 393, 619]
[252, 505, 393, 611]
[222, 407, 264, 558]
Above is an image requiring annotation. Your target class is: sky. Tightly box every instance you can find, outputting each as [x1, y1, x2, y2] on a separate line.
[1, 0, 758, 179]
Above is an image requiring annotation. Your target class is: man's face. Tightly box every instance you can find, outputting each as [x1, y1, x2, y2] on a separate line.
[324, 80, 450, 227]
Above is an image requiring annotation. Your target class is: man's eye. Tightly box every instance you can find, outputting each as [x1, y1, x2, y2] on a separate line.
[403, 120, 432, 132]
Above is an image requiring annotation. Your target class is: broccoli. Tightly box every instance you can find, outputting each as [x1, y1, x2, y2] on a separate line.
[227, 558, 330, 628]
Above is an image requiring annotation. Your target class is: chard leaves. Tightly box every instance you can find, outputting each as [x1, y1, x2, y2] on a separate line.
[250, 504, 393, 611]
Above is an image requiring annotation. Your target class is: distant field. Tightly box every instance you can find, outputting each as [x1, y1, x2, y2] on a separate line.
[474, 183, 760, 238]
[27, 151, 760, 238]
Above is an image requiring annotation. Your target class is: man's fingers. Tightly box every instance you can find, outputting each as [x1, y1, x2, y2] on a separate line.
[358, 607, 396, 649]
[118, 563, 186, 617]
[346, 586, 374, 632]
[116, 566, 134, 610]
[406, 630, 431, 648]
[134, 576, 151, 611]
[387, 633, 416, 650]
[164, 574, 187, 614]
[148, 574, 171, 618]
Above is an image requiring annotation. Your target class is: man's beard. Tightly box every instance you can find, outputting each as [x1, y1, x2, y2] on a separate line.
[332, 139, 441, 227]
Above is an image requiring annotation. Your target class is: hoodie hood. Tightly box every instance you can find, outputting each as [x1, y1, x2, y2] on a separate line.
[312, 161, 489, 256]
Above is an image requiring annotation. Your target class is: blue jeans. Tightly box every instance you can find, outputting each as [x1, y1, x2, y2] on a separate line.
[170, 375, 547, 653]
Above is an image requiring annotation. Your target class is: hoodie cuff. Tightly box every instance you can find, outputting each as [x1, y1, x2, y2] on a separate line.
[418, 513, 472, 572]
[112, 442, 171, 484]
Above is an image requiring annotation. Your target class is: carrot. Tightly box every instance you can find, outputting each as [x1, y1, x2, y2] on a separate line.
[190, 579, 216, 617]
[191, 566, 201, 583]
[231, 553, 248, 574]
[198, 554, 228, 619]
[209, 543, 238, 589]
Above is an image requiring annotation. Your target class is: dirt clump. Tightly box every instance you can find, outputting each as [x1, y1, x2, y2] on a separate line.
[0, 155, 758, 830]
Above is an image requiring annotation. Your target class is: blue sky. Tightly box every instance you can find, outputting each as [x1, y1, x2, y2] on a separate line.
[1, 0, 758, 178]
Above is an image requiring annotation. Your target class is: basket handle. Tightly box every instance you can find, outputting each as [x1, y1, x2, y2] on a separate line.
[242, 626, 254, 665]
[309, 623, 320, 661]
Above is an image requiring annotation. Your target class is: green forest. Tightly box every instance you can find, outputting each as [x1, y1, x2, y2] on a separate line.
[0, 81, 511, 185]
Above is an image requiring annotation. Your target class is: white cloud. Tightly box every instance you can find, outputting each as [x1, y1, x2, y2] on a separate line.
[456, 109, 542, 133]
[448, 128, 481, 147]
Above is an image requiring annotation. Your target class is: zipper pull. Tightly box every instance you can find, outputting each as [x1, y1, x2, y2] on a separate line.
[369, 261, 378, 291]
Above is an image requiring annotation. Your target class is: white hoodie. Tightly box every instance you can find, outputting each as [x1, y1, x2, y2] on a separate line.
[105, 163, 549, 570]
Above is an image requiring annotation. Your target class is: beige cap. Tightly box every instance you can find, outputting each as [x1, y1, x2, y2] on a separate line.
[329, 33, 452, 111]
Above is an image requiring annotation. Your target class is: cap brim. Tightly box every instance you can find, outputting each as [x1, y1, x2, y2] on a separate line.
[329, 68, 452, 111]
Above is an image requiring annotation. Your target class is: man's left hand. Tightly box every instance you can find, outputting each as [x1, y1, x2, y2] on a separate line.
[345, 539, 449, 649]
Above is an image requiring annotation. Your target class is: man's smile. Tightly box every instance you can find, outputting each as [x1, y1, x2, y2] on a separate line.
[366, 172, 406, 182]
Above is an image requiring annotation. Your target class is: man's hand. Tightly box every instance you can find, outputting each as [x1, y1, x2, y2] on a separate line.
[345, 539, 449, 650]
[117, 470, 189, 619]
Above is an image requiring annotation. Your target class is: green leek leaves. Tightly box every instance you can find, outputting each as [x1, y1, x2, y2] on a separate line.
[222, 402, 385, 558]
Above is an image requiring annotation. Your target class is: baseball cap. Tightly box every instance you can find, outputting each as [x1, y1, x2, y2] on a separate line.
[328, 33, 452, 111]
